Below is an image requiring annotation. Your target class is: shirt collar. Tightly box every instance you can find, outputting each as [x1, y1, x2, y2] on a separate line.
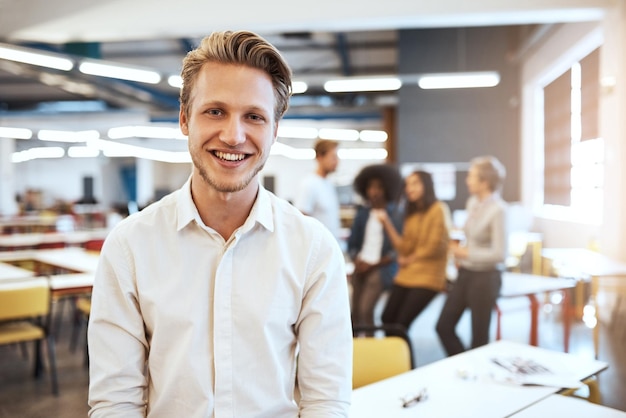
[176, 176, 275, 233]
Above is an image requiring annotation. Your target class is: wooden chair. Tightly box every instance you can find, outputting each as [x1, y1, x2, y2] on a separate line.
[0, 278, 59, 395]
[352, 324, 415, 389]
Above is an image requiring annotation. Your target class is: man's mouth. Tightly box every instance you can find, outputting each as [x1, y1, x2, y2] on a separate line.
[214, 151, 246, 161]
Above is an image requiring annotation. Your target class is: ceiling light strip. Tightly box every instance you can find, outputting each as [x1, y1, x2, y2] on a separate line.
[418, 72, 500, 89]
[0, 44, 74, 71]
[324, 77, 402, 93]
[79, 61, 161, 84]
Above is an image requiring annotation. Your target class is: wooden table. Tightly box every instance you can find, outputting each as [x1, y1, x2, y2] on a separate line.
[542, 248, 626, 357]
[350, 340, 608, 418]
[498, 272, 576, 351]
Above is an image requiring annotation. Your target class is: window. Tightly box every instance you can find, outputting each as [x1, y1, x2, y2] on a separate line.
[542, 47, 603, 224]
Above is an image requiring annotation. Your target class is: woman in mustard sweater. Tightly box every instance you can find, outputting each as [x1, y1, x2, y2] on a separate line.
[375, 170, 450, 336]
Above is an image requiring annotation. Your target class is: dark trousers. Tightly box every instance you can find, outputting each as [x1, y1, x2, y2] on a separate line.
[381, 284, 438, 335]
[436, 267, 502, 356]
[351, 268, 383, 329]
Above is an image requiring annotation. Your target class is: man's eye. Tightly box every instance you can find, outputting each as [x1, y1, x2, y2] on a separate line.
[207, 109, 222, 116]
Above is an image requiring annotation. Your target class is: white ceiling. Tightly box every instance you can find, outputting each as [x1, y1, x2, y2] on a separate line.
[0, 0, 608, 43]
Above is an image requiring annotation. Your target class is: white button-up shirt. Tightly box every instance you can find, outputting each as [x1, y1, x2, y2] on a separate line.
[88, 179, 352, 418]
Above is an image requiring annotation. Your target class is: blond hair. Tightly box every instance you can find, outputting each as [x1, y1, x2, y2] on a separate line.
[470, 155, 506, 192]
[180, 30, 292, 122]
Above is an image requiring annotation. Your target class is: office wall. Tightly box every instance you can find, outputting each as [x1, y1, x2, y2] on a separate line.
[397, 26, 521, 209]
[11, 151, 378, 211]
[15, 157, 105, 208]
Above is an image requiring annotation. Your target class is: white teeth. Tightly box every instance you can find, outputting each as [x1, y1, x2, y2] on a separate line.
[215, 151, 245, 161]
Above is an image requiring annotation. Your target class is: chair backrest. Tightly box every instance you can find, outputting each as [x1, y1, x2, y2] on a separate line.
[352, 324, 414, 389]
[0, 279, 50, 321]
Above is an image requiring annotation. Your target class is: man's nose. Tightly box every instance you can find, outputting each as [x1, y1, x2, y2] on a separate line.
[219, 118, 246, 145]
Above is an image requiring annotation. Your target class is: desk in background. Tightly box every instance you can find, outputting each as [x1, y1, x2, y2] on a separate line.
[499, 272, 576, 351]
[0, 229, 108, 251]
[350, 340, 608, 418]
[542, 248, 626, 358]
[0, 262, 35, 283]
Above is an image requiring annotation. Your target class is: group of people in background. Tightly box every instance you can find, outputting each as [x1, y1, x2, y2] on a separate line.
[343, 154, 508, 357]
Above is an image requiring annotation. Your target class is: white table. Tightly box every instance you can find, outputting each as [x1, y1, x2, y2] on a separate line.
[0, 229, 108, 250]
[32, 247, 100, 273]
[542, 248, 626, 357]
[350, 340, 607, 418]
[49, 272, 95, 296]
[511, 394, 626, 417]
[0, 262, 35, 283]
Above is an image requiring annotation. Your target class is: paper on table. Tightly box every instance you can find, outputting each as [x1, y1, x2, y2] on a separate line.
[490, 356, 583, 389]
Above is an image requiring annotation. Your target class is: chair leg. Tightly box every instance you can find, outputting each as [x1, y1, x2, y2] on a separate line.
[46, 335, 59, 396]
[20, 341, 29, 359]
[33, 339, 44, 378]
[83, 320, 89, 369]
[585, 377, 601, 404]
[69, 306, 81, 352]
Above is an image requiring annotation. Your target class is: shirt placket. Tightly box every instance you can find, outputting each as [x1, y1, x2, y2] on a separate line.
[213, 237, 237, 417]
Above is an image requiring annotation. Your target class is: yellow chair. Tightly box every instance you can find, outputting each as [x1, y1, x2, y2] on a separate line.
[0, 278, 59, 395]
[560, 375, 602, 404]
[352, 324, 415, 389]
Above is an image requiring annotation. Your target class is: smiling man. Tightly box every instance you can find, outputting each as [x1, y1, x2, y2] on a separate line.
[87, 31, 352, 418]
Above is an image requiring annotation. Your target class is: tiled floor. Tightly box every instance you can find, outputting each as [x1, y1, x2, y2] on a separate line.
[1, 291, 625, 417]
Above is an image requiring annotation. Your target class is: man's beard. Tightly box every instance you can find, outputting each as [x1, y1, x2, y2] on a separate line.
[192, 153, 267, 193]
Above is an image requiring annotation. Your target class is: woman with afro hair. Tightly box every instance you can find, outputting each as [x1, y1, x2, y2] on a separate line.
[374, 170, 451, 339]
[347, 164, 404, 332]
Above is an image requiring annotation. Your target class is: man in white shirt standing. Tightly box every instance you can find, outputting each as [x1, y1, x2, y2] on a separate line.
[87, 30, 352, 418]
[295, 139, 341, 241]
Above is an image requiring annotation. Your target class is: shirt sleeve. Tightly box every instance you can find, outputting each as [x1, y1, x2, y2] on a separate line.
[295, 228, 352, 417]
[88, 233, 149, 418]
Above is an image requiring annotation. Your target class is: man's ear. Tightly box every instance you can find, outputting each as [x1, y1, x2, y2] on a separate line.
[179, 107, 189, 135]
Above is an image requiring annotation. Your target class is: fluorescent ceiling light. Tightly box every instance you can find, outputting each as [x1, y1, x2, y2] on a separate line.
[292, 81, 308, 94]
[38, 129, 100, 143]
[271, 142, 315, 160]
[68, 146, 100, 158]
[168, 75, 183, 88]
[359, 130, 388, 142]
[338, 148, 388, 160]
[88, 138, 190, 163]
[108, 125, 186, 140]
[0, 44, 74, 71]
[324, 77, 401, 93]
[319, 128, 359, 141]
[418, 72, 500, 89]
[12, 147, 65, 163]
[277, 126, 318, 139]
[0, 127, 33, 139]
[79, 60, 161, 84]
